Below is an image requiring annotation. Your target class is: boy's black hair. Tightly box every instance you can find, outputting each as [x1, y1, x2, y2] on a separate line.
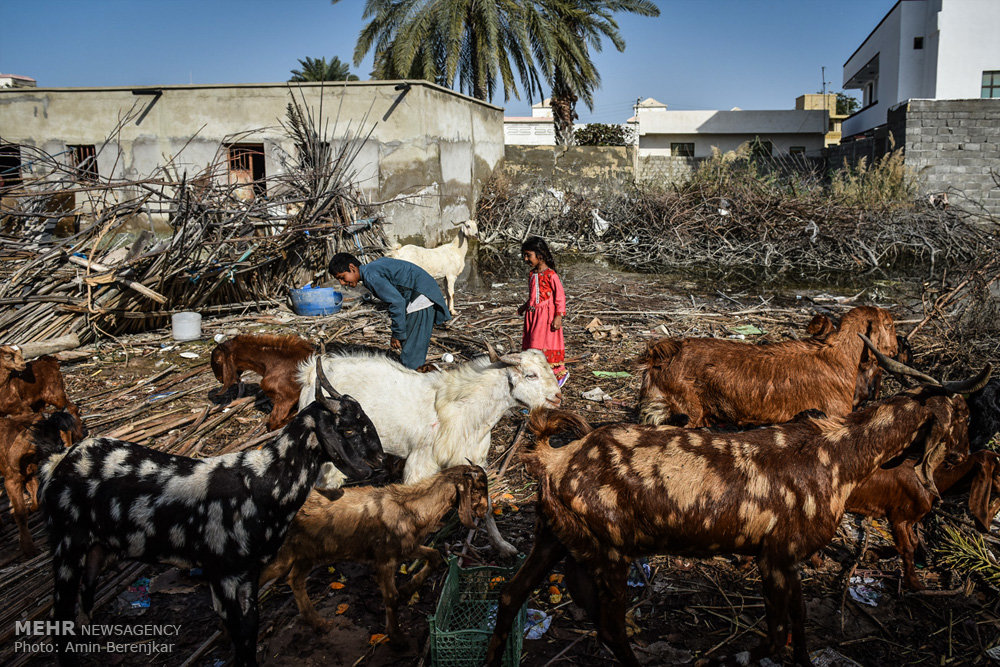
[329, 252, 361, 275]
[521, 236, 557, 272]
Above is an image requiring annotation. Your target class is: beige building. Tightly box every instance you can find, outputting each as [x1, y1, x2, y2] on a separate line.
[795, 94, 847, 146]
[0, 80, 503, 245]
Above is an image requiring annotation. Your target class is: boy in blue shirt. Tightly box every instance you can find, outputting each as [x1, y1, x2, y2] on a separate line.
[329, 253, 451, 369]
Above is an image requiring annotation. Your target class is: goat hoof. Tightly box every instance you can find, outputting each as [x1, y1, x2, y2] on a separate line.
[20, 544, 40, 558]
[494, 541, 520, 559]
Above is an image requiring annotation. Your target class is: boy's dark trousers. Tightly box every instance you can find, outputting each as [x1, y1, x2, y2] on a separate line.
[400, 307, 435, 369]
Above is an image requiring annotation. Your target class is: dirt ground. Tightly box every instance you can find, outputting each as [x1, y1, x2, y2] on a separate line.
[2, 262, 999, 666]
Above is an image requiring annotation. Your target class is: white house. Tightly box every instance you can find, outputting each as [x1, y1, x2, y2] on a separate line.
[629, 97, 828, 158]
[503, 99, 556, 145]
[842, 0, 1000, 138]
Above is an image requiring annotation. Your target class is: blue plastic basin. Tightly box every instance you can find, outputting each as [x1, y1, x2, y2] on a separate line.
[290, 286, 343, 316]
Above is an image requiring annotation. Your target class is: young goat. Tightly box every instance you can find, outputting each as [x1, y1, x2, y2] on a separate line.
[210, 334, 315, 431]
[485, 364, 992, 667]
[0, 411, 84, 557]
[387, 219, 477, 312]
[636, 306, 900, 427]
[0, 345, 82, 436]
[37, 363, 384, 667]
[260, 465, 489, 643]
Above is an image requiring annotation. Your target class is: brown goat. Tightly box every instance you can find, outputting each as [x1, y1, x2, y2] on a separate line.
[260, 465, 489, 643]
[0, 346, 81, 435]
[485, 367, 991, 666]
[845, 447, 1000, 590]
[637, 306, 900, 427]
[1, 411, 85, 556]
[210, 334, 315, 431]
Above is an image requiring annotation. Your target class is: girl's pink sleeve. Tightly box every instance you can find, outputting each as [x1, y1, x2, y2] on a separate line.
[552, 271, 566, 315]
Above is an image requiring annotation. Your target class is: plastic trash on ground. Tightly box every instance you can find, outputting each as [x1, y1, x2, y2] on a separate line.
[592, 370, 631, 378]
[627, 559, 651, 587]
[848, 575, 881, 606]
[524, 609, 552, 640]
[582, 387, 612, 402]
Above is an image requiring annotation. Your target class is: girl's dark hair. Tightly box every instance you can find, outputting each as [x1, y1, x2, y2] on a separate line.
[521, 236, 556, 272]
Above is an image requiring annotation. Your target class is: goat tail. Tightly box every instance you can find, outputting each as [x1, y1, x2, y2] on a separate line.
[527, 408, 592, 449]
[296, 354, 321, 411]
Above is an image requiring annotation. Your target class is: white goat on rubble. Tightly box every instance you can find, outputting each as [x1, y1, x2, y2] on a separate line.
[387, 219, 477, 312]
[298, 346, 561, 557]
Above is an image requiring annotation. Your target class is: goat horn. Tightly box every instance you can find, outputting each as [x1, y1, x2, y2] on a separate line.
[484, 340, 500, 363]
[859, 333, 993, 393]
[314, 356, 342, 403]
[858, 333, 942, 385]
[942, 363, 992, 395]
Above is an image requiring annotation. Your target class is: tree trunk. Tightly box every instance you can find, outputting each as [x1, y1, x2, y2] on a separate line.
[551, 70, 578, 147]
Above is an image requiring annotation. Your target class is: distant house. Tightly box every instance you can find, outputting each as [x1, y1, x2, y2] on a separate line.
[629, 97, 828, 158]
[0, 74, 36, 89]
[842, 0, 1000, 138]
[503, 99, 556, 145]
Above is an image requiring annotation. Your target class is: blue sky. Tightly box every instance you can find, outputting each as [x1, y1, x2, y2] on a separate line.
[0, 0, 895, 122]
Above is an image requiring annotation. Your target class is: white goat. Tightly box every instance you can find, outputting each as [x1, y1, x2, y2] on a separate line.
[298, 347, 561, 556]
[387, 219, 478, 312]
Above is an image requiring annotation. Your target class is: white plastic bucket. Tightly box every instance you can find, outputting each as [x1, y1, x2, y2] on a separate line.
[171, 312, 202, 341]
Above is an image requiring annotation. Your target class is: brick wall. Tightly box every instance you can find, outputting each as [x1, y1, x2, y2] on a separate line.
[636, 156, 702, 184]
[903, 99, 1000, 215]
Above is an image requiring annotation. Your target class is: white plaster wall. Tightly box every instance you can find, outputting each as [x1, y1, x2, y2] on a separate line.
[842, 4, 902, 137]
[935, 0, 1000, 99]
[897, 0, 938, 100]
[503, 122, 555, 145]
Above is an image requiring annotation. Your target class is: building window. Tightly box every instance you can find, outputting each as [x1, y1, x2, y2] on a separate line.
[0, 145, 22, 188]
[913, 36, 923, 49]
[671, 143, 694, 157]
[68, 144, 98, 182]
[983, 71, 1000, 99]
[227, 143, 266, 200]
[789, 146, 806, 155]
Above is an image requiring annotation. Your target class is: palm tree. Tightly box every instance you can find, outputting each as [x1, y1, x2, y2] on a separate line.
[289, 56, 360, 82]
[341, 0, 547, 102]
[538, 0, 659, 145]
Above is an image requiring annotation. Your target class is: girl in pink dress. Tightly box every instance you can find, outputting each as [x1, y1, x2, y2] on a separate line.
[517, 236, 569, 387]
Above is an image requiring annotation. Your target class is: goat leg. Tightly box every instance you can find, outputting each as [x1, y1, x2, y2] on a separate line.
[51, 543, 84, 665]
[563, 555, 602, 625]
[398, 545, 443, 601]
[285, 561, 333, 629]
[890, 519, 925, 591]
[483, 495, 519, 558]
[5, 476, 37, 557]
[79, 543, 107, 623]
[210, 575, 259, 667]
[590, 559, 640, 667]
[485, 520, 567, 667]
[375, 560, 406, 646]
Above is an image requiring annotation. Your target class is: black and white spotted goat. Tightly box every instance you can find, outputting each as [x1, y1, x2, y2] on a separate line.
[35, 362, 384, 666]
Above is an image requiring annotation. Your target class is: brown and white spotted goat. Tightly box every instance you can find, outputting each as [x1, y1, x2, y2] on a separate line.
[260, 465, 489, 644]
[36, 363, 384, 667]
[486, 361, 992, 667]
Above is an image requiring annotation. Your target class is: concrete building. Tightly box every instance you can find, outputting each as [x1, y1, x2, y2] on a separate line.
[842, 0, 1000, 138]
[0, 80, 503, 245]
[629, 97, 828, 158]
[796, 94, 848, 146]
[503, 99, 557, 145]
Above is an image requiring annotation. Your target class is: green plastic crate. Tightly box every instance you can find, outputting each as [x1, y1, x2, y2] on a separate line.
[428, 556, 527, 667]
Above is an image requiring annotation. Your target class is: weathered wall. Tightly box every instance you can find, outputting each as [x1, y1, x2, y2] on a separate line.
[0, 81, 504, 245]
[501, 145, 634, 190]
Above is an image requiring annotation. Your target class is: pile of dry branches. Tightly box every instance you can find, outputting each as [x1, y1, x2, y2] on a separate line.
[0, 93, 389, 344]
[477, 148, 999, 278]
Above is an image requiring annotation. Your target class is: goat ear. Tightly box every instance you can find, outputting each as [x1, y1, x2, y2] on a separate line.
[457, 480, 475, 528]
[968, 456, 1000, 531]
